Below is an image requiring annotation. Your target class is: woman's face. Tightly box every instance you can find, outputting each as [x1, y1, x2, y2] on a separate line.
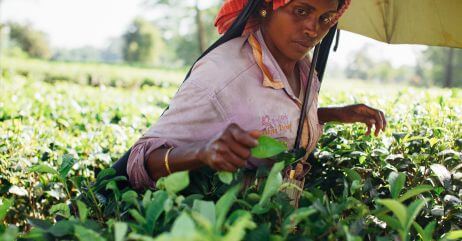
[262, 0, 339, 62]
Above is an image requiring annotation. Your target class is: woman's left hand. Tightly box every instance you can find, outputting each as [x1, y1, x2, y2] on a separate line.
[335, 104, 387, 136]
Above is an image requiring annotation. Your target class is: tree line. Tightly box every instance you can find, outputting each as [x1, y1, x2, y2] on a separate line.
[1, 0, 461, 87]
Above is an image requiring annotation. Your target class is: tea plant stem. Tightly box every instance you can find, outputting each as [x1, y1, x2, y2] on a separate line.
[319, 225, 337, 240]
[235, 199, 252, 209]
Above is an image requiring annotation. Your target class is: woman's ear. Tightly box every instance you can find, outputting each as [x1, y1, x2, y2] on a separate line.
[262, 1, 274, 13]
[258, 1, 273, 21]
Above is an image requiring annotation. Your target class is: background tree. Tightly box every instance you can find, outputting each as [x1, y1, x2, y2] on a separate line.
[7, 22, 51, 59]
[423, 47, 462, 88]
[122, 18, 165, 66]
[345, 45, 375, 80]
[145, 0, 220, 66]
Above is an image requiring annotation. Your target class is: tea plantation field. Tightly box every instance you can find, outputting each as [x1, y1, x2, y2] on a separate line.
[1, 61, 462, 240]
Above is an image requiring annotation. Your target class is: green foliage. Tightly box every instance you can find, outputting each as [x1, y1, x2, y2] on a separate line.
[145, 0, 220, 66]
[218, 172, 234, 185]
[423, 47, 462, 87]
[59, 154, 76, 179]
[122, 18, 165, 66]
[216, 185, 241, 231]
[345, 45, 419, 85]
[252, 161, 284, 214]
[445, 230, 462, 240]
[6, 22, 51, 59]
[251, 136, 288, 159]
[0, 198, 13, 222]
[387, 172, 406, 199]
[1, 69, 462, 240]
[157, 171, 190, 194]
[3, 57, 184, 88]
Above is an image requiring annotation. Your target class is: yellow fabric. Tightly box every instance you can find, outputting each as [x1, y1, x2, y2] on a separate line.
[338, 0, 462, 48]
[248, 33, 310, 148]
[248, 34, 285, 89]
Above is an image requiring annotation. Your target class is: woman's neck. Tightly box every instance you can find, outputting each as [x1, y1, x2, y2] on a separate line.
[260, 28, 301, 96]
[260, 28, 297, 78]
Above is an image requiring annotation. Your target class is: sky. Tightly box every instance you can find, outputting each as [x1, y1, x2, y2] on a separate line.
[1, 0, 427, 67]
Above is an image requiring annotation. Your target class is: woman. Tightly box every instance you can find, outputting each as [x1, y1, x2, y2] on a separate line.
[127, 0, 387, 190]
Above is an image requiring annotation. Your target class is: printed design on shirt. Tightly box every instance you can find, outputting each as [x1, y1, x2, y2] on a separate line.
[261, 114, 292, 136]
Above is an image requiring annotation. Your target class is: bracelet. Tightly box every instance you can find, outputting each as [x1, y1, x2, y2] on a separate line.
[164, 147, 174, 175]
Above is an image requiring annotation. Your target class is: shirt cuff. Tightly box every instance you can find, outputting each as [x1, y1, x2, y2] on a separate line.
[127, 137, 172, 190]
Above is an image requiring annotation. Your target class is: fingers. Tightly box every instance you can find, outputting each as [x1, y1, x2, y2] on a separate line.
[206, 145, 238, 172]
[248, 130, 263, 139]
[380, 110, 387, 130]
[228, 124, 259, 147]
[217, 160, 237, 172]
[224, 149, 246, 168]
[365, 119, 375, 136]
[374, 113, 383, 137]
[371, 109, 386, 136]
[227, 140, 251, 160]
[361, 105, 386, 136]
[204, 123, 259, 172]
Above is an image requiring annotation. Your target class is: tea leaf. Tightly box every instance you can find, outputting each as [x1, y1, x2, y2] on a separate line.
[96, 168, 116, 183]
[398, 185, 433, 202]
[159, 171, 189, 194]
[282, 207, 316, 237]
[145, 191, 168, 235]
[405, 199, 426, 229]
[445, 230, 462, 240]
[76, 200, 88, 222]
[58, 154, 76, 179]
[222, 212, 256, 241]
[0, 198, 13, 222]
[216, 184, 240, 231]
[413, 221, 436, 241]
[170, 213, 196, 237]
[48, 221, 74, 237]
[252, 161, 284, 214]
[387, 172, 406, 199]
[192, 200, 216, 225]
[74, 225, 106, 241]
[377, 199, 407, 227]
[28, 165, 59, 176]
[218, 171, 233, 185]
[251, 136, 287, 159]
[50, 203, 71, 219]
[430, 164, 452, 189]
[114, 222, 128, 241]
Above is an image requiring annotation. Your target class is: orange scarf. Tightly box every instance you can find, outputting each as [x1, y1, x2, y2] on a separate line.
[215, 0, 351, 35]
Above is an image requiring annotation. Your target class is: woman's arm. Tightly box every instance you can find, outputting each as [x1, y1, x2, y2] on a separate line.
[317, 107, 343, 124]
[145, 124, 261, 181]
[146, 142, 205, 181]
[318, 104, 387, 136]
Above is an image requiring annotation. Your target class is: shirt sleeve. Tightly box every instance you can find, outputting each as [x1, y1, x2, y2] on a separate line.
[127, 76, 230, 190]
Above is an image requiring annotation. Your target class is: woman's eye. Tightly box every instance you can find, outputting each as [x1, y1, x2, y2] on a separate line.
[294, 8, 308, 16]
[320, 16, 333, 24]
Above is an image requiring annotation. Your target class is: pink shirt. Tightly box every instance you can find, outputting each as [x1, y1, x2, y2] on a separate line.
[127, 29, 323, 190]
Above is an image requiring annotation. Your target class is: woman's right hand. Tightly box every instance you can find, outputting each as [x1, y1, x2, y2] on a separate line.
[197, 123, 261, 172]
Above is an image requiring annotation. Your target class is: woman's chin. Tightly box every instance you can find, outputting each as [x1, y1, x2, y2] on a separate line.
[286, 45, 312, 60]
[287, 50, 310, 62]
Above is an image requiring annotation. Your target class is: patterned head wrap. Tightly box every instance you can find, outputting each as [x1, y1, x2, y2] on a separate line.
[215, 0, 351, 35]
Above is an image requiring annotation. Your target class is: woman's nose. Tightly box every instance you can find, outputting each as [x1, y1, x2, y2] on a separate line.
[304, 16, 319, 38]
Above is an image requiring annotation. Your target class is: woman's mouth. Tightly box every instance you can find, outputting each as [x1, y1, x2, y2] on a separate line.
[293, 40, 313, 51]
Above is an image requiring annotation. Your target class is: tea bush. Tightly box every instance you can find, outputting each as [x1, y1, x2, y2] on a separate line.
[1, 69, 462, 240]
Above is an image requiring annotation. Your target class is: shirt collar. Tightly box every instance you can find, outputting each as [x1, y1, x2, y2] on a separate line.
[249, 29, 315, 98]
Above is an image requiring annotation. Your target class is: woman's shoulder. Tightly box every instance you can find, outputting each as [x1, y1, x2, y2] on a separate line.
[187, 36, 258, 90]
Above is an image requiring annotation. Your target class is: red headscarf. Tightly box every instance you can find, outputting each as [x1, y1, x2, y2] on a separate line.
[214, 0, 351, 35]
